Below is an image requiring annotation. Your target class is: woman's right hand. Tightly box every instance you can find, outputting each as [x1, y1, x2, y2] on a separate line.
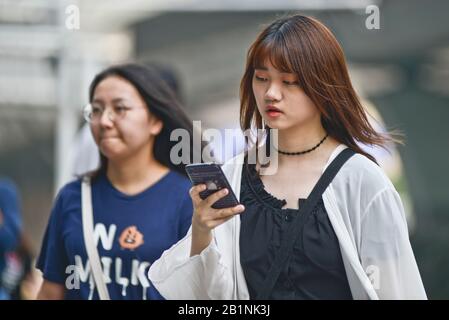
[189, 184, 245, 256]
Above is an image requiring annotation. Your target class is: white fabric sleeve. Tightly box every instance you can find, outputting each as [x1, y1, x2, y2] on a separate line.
[148, 228, 234, 300]
[360, 187, 427, 299]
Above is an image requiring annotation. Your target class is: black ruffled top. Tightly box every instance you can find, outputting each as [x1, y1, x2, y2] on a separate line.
[239, 163, 353, 300]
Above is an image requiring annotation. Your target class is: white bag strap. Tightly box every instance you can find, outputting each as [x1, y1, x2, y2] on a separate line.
[81, 176, 110, 300]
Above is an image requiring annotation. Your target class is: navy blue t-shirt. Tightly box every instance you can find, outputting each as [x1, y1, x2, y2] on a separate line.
[0, 178, 22, 299]
[37, 171, 193, 300]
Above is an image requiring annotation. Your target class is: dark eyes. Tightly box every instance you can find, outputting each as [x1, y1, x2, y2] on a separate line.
[114, 105, 128, 113]
[283, 80, 299, 86]
[254, 75, 299, 86]
[254, 75, 268, 82]
[91, 105, 102, 115]
[91, 104, 130, 114]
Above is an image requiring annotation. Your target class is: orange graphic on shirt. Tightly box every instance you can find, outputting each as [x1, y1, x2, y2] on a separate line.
[119, 226, 144, 250]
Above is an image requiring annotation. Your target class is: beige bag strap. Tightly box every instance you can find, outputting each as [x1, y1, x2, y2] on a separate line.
[81, 176, 110, 300]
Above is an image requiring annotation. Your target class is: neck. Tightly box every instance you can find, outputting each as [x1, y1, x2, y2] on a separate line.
[276, 122, 327, 153]
[106, 148, 169, 193]
[268, 121, 334, 168]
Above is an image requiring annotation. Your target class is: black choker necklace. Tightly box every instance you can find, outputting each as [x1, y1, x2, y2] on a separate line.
[276, 134, 329, 156]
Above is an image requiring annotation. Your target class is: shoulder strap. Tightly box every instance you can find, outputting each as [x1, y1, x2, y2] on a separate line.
[81, 176, 110, 300]
[256, 148, 355, 299]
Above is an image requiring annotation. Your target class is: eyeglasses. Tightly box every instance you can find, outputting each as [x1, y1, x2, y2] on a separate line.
[83, 103, 137, 124]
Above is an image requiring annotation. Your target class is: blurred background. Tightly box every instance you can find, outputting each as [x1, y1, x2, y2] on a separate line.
[0, 0, 448, 299]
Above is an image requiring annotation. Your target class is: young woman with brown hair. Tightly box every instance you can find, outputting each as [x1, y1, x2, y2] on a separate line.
[148, 15, 427, 300]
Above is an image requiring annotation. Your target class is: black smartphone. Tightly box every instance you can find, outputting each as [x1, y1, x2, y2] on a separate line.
[185, 163, 240, 209]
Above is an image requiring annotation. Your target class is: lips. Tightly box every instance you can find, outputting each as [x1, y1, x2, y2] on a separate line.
[266, 105, 282, 112]
[265, 105, 283, 118]
[101, 136, 120, 141]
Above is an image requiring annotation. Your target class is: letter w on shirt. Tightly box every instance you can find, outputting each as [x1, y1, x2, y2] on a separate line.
[93, 223, 117, 251]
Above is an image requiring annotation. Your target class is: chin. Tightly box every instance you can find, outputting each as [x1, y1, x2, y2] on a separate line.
[263, 119, 287, 130]
[99, 147, 126, 161]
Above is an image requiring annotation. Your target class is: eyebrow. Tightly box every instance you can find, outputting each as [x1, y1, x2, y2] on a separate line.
[92, 98, 127, 104]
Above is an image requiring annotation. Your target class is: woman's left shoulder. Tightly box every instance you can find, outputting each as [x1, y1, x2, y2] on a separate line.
[338, 152, 395, 192]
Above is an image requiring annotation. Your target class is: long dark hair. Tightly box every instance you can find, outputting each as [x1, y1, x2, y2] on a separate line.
[240, 15, 401, 163]
[88, 63, 209, 178]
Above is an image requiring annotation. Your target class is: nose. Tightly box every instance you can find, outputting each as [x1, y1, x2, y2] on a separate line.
[99, 109, 114, 127]
[264, 82, 282, 102]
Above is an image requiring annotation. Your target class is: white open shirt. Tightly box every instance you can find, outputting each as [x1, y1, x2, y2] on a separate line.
[148, 145, 427, 300]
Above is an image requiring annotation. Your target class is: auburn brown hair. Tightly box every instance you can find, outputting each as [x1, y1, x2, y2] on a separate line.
[240, 14, 400, 163]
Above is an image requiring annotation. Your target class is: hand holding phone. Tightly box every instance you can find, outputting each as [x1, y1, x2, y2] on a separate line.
[186, 163, 245, 256]
[185, 163, 240, 209]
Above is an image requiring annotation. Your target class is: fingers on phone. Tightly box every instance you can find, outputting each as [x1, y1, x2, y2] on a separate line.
[190, 184, 206, 204]
[205, 188, 228, 207]
[214, 204, 245, 219]
[234, 204, 245, 212]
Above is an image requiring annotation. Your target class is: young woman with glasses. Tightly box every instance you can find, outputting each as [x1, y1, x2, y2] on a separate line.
[36, 64, 206, 300]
